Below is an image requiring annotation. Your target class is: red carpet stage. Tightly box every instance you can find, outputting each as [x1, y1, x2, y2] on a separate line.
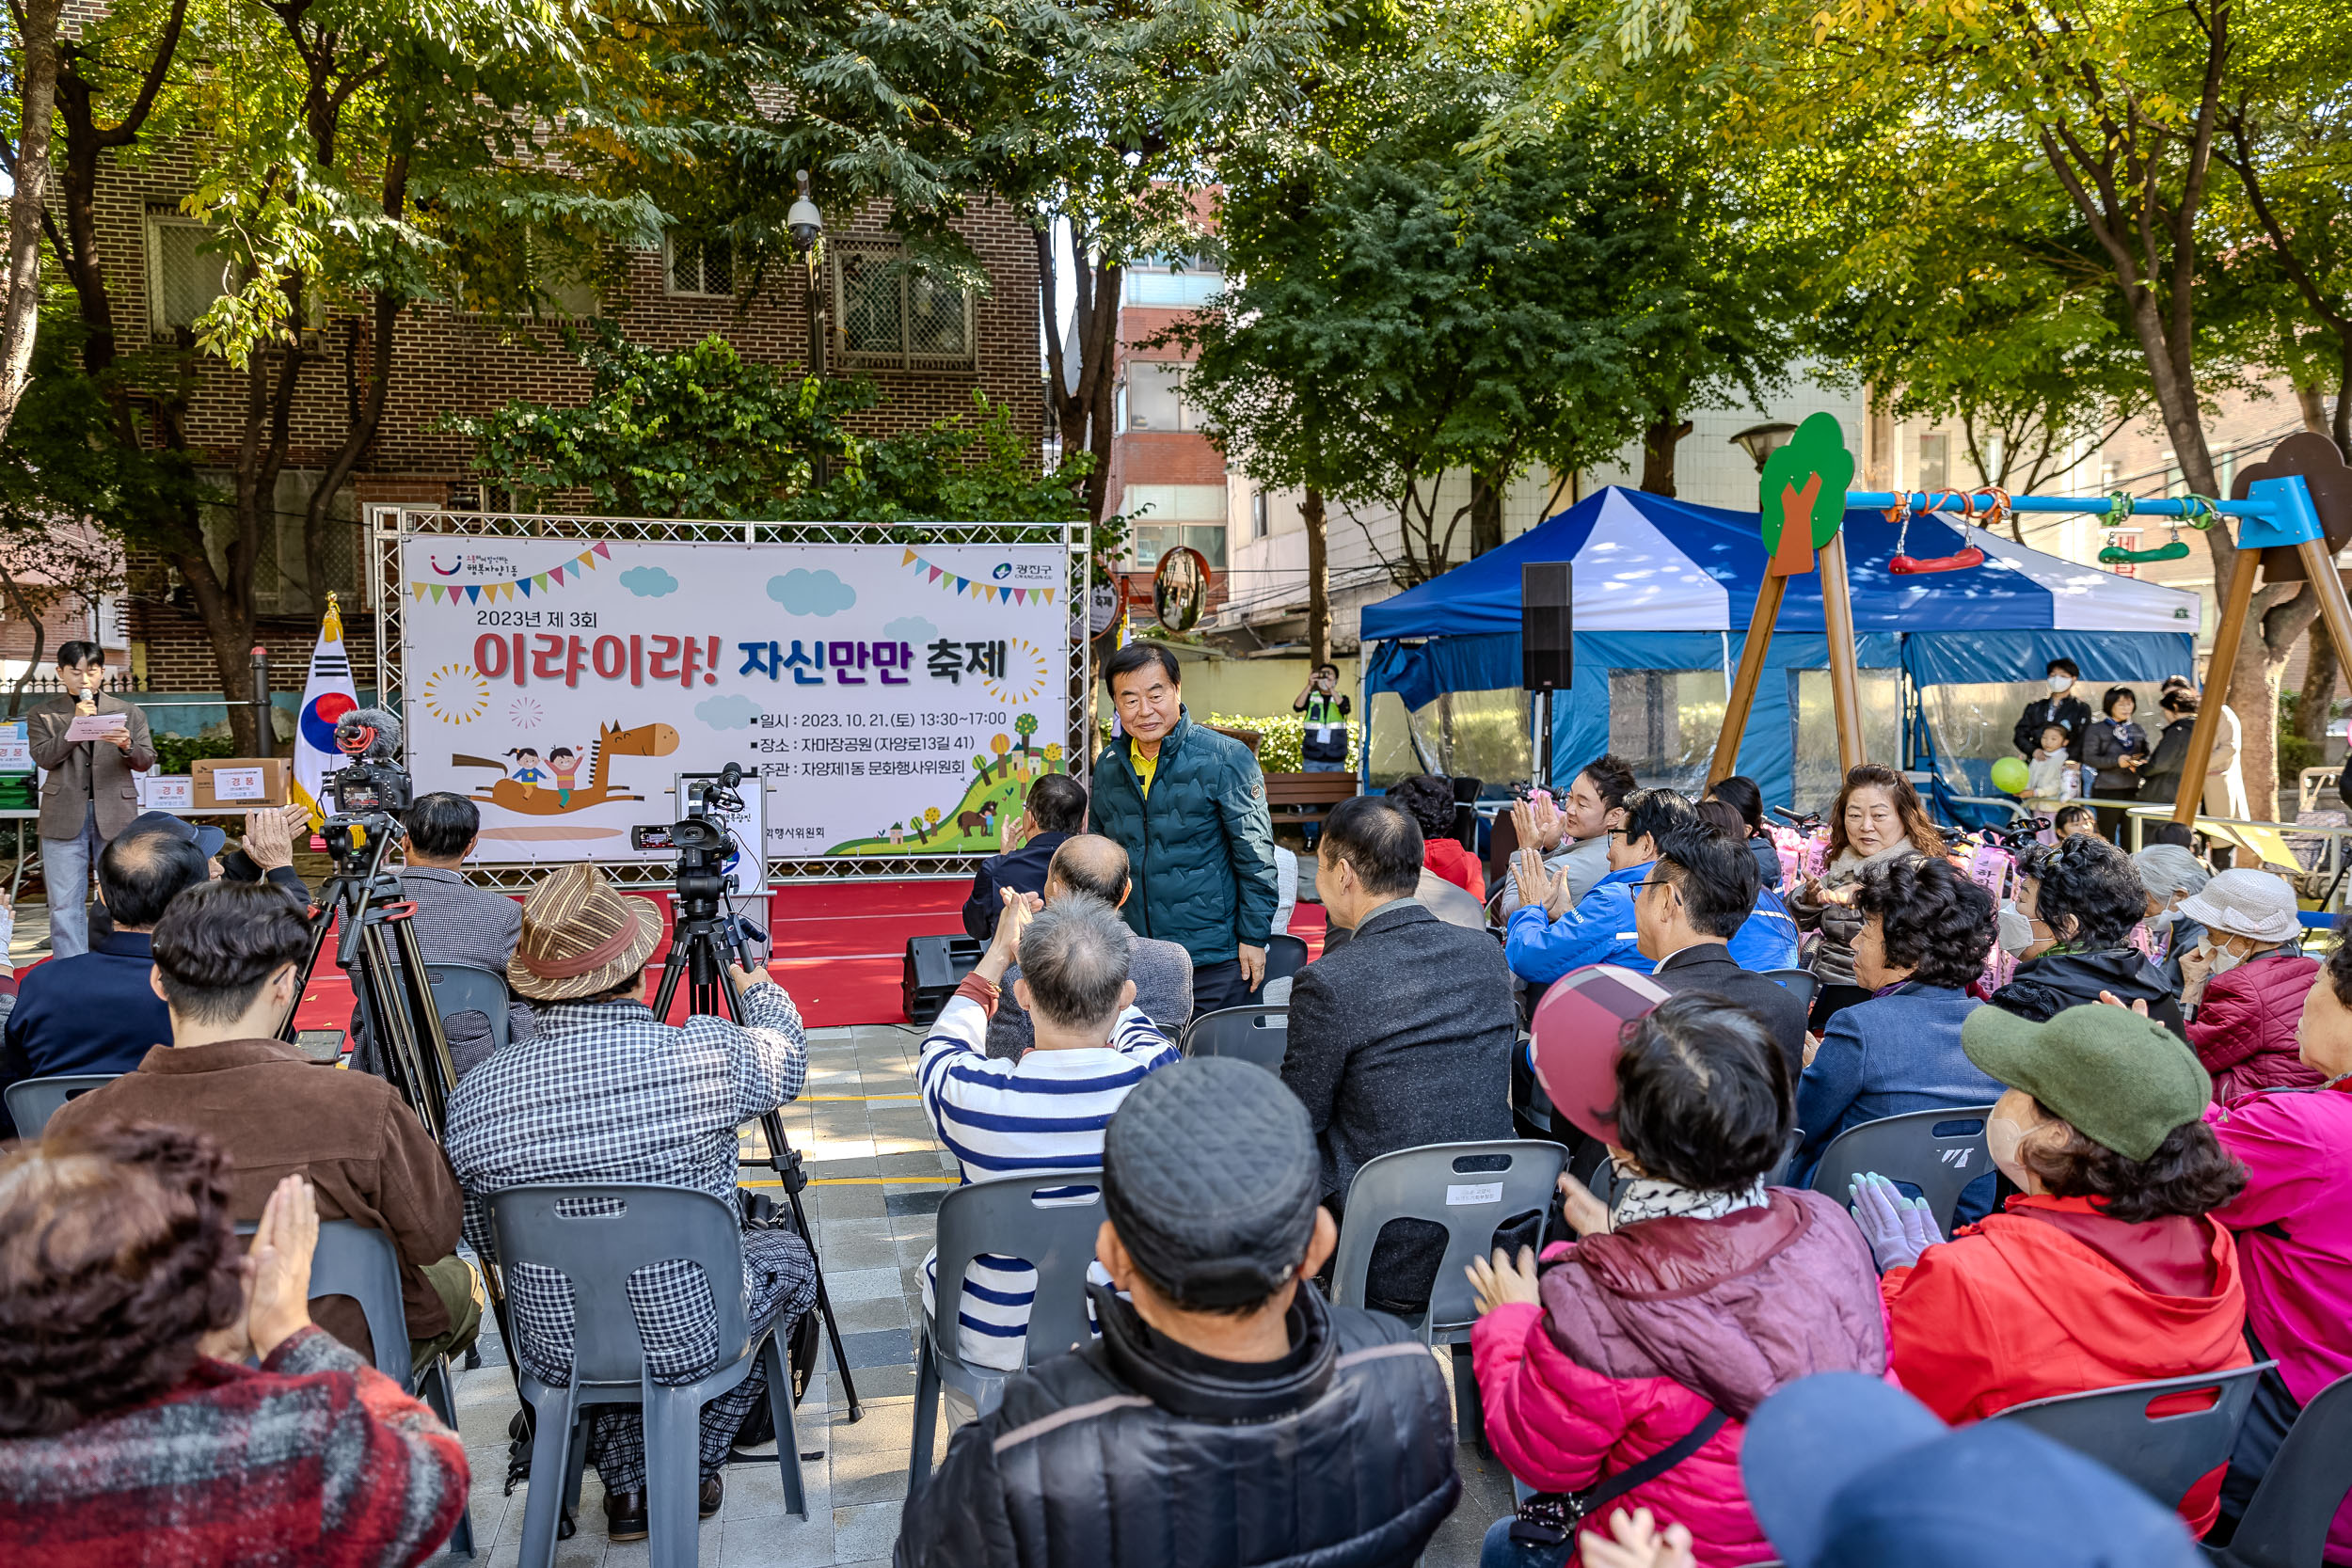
[278, 878, 1327, 1035]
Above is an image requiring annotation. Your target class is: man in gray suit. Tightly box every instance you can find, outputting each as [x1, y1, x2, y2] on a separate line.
[1282, 794, 1516, 1314]
[369, 792, 532, 1078]
[28, 641, 157, 958]
[986, 834, 1191, 1058]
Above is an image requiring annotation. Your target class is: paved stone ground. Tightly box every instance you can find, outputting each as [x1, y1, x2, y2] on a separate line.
[436, 1022, 1515, 1568]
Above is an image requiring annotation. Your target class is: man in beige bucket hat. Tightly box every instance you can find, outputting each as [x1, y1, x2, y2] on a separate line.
[444, 863, 815, 1540]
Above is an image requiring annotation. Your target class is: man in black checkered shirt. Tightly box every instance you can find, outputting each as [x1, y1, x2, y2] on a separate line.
[444, 863, 817, 1542]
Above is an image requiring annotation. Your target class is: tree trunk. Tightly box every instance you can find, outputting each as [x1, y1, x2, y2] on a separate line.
[1301, 485, 1330, 670]
[1469, 467, 1506, 557]
[1640, 417, 1692, 497]
[0, 0, 67, 442]
[0, 569, 48, 720]
[2298, 614, 2337, 749]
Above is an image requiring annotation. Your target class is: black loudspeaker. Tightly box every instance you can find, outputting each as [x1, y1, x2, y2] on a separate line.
[903, 934, 984, 1025]
[1522, 562, 1573, 690]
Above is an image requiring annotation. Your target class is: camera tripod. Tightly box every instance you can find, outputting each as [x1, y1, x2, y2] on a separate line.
[278, 813, 459, 1140]
[654, 867, 866, 1423]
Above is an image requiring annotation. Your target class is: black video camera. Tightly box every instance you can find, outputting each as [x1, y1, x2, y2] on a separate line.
[633, 763, 750, 911]
[323, 706, 413, 873]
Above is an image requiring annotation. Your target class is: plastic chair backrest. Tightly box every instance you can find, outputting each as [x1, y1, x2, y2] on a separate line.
[2214, 1370, 2352, 1568]
[5, 1073, 119, 1138]
[1330, 1140, 1568, 1335]
[1806, 1104, 1996, 1234]
[1762, 968, 1819, 1012]
[1992, 1363, 2274, 1509]
[425, 962, 512, 1054]
[234, 1218, 412, 1383]
[488, 1185, 750, 1387]
[1263, 934, 1311, 984]
[930, 1174, 1105, 1368]
[1183, 1006, 1289, 1070]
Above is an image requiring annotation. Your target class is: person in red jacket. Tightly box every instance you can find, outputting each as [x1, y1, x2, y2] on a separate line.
[1850, 1002, 2250, 1538]
[1387, 772, 1485, 900]
[1466, 994, 1887, 1568]
[2176, 867, 2324, 1100]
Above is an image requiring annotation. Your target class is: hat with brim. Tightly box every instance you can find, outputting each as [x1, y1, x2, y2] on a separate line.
[1961, 1003, 2208, 1162]
[1744, 1372, 2203, 1568]
[1529, 966, 1673, 1145]
[120, 807, 226, 860]
[508, 863, 663, 1002]
[2174, 867, 2303, 944]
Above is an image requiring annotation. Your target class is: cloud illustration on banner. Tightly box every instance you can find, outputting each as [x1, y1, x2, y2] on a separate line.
[619, 565, 679, 597]
[768, 569, 856, 616]
[696, 694, 763, 730]
[882, 616, 937, 646]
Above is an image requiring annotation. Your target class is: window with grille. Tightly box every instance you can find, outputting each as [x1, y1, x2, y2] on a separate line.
[148, 215, 230, 339]
[830, 245, 976, 372]
[666, 234, 734, 298]
[196, 470, 365, 614]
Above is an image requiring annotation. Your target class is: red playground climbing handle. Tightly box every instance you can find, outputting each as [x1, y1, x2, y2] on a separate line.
[1889, 546, 1987, 575]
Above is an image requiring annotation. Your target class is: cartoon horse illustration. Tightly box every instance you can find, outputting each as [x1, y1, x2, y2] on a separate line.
[454, 721, 679, 816]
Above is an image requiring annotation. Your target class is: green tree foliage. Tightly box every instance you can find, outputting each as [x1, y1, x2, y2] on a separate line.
[445, 325, 1094, 527]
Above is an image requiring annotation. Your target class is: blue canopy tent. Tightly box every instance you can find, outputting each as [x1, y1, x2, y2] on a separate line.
[1359, 486, 2200, 814]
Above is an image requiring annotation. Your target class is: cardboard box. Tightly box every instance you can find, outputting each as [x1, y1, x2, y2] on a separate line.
[139, 774, 196, 810]
[191, 757, 290, 811]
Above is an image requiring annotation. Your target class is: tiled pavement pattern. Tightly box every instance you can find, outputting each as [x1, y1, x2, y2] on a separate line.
[437, 1022, 1516, 1568]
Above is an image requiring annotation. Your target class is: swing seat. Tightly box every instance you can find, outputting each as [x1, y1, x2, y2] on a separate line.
[1890, 547, 1985, 575]
[2098, 541, 2192, 564]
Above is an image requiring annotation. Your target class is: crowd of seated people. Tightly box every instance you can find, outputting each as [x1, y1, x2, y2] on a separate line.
[6, 723, 2352, 1568]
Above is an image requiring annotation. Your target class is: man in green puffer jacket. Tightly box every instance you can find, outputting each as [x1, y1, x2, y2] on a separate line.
[1091, 643, 1279, 1017]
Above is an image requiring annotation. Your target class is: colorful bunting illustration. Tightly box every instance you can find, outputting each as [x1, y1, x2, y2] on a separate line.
[899, 546, 1057, 606]
[410, 541, 611, 601]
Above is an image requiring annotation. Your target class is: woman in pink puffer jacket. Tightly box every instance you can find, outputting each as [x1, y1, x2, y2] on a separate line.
[1468, 994, 1888, 1568]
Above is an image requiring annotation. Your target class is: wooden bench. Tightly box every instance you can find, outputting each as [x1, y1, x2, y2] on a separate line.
[1264, 771, 1359, 824]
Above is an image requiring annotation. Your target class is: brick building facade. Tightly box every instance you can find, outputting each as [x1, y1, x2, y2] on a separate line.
[81, 144, 1045, 724]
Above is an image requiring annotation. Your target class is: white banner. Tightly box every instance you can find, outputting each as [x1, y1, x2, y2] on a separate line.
[399, 538, 1071, 865]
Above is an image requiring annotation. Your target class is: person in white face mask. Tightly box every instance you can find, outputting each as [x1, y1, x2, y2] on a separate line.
[2173, 868, 2324, 1099]
[2010, 657, 2092, 764]
[2132, 842, 2212, 997]
[1988, 835, 2185, 1036]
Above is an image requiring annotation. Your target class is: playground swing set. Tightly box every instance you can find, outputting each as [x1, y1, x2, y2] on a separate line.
[1707, 418, 2352, 834]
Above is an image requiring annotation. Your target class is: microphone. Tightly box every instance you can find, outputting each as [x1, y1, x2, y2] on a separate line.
[719, 761, 744, 789]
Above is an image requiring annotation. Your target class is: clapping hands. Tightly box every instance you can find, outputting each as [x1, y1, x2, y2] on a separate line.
[1848, 1171, 1941, 1272]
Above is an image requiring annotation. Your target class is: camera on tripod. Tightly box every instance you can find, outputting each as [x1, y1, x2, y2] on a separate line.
[322, 706, 415, 873]
[633, 763, 763, 955]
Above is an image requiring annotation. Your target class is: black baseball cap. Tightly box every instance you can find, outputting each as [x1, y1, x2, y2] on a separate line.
[120, 808, 225, 860]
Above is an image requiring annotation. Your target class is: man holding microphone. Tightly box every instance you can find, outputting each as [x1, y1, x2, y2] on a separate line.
[28, 641, 156, 957]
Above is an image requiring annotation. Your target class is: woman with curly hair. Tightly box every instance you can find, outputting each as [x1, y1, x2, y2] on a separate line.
[0, 1123, 468, 1566]
[1793, 854, 2005, 1220]
[1790, 764, 1945, 1030]
[1386, 773, 1484, 900]
[2199, 917, 2352, 1556]
[1992, 833, 2184, 1034]
[1850, 1003, 2251, 1536]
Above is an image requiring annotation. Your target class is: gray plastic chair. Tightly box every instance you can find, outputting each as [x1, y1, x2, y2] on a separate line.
[1183, 1005, 1290, 1071]
[1993, 1363, 2275, 1511]
[1332, 1140, 1566, 1444]
[5, 1072, 119, 1138]
[1806, 1104, 1997, 1235]
[426, 962, 513, 1055]
[489, 1185, 804, 1568]
[233, 1219, 474, 1557]
[1264, 934, 1311, 984]
[1763, 968, 1819, 1013]
[2207, 1370, 2352, 1568]
[909, 1173, 1105, 1496]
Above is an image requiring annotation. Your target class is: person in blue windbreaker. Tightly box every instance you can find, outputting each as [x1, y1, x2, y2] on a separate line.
[1506, 786, 1694, 984]
[1694, 799, 1800, 970]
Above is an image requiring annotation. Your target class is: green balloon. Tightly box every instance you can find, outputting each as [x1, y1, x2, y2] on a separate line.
[1990, 755, 2031, 795]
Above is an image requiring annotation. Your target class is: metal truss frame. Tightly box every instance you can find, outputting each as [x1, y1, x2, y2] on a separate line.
[365, 506, 1090, 890]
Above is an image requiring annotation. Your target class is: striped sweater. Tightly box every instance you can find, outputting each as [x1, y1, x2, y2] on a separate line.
[917, 975, 1179, 1370]
[0, 1326, 469, 1567]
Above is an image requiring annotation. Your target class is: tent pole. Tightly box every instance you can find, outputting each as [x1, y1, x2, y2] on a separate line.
[1709, 575, 1787, 786]
[1820, 532, 1867, 773]
[2170, 546, 2260, 826]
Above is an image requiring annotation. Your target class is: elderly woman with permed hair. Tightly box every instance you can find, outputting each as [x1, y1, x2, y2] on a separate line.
[1991, 833, 2184, 1035]
[0, 1123, 469, 1564]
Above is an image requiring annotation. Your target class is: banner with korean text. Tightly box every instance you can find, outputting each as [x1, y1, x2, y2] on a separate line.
[400, 538, 1070, 865]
